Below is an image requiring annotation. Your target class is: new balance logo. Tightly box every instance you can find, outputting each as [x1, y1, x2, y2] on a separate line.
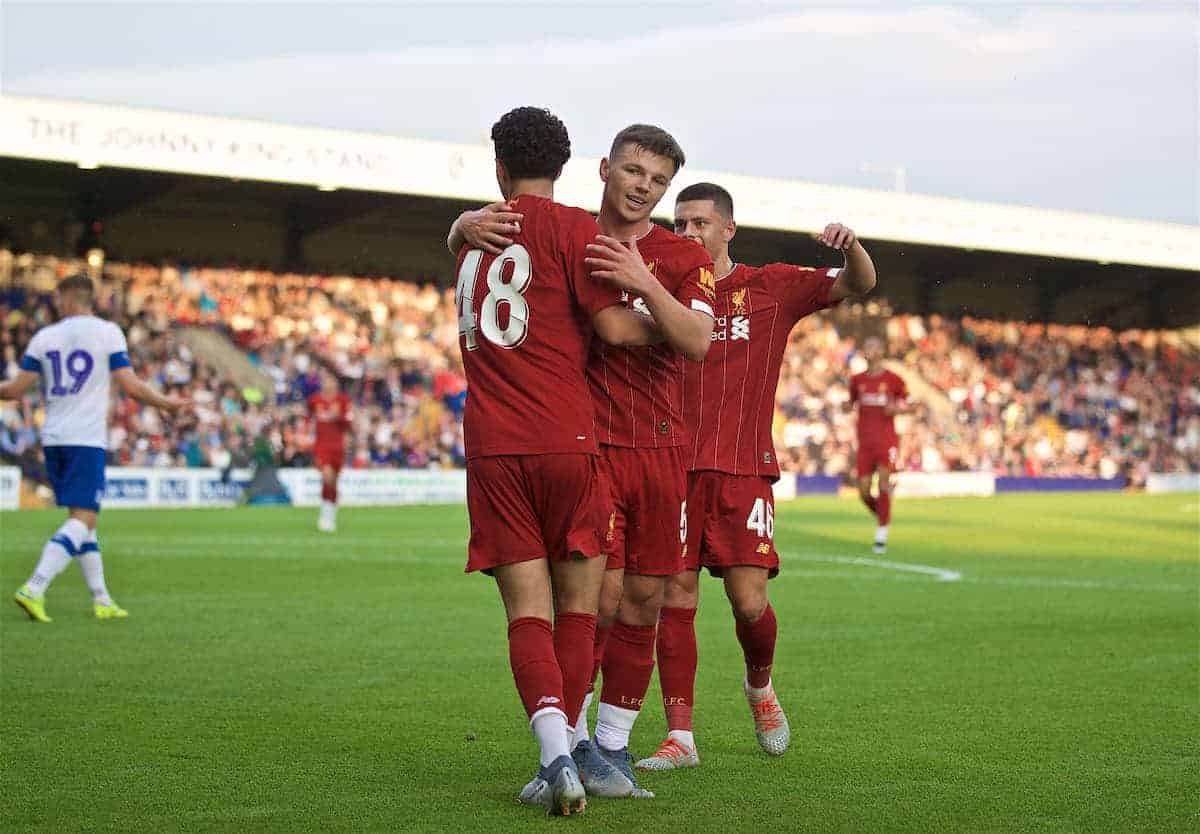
[536, 696, 561, 707]
[756, 543, 771, 555]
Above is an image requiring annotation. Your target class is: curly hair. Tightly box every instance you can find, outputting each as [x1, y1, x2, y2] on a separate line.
[491, 107, 572, 181]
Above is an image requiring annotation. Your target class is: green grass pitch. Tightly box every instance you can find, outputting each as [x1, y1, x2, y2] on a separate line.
[2, 493, 1197, 833]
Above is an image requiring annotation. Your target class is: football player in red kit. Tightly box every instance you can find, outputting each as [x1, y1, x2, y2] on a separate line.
[447, 108, 704, 814]
[636, 182, 877, 771]
[451, 124, 715, 799]
[307, 369, 350, 532]
[848, 337, 910, 554]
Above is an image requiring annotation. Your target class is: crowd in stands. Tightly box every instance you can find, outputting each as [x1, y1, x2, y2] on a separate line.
[2, 252, 1198, 488]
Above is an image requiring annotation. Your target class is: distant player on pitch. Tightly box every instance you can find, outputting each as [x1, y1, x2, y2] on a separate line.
[636, 182, 877, 771]
[848, 336, 909, 554]
[1, 274, 189, 622]
[307, 368, 351, 532]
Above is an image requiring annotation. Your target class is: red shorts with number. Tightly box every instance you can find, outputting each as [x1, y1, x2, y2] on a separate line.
[599, 445, 687, 577]
[685, 471, 780, 578]
[314, 446, 345, 472]
[856, 441, 898, 479]
[465, 453, 607, 575]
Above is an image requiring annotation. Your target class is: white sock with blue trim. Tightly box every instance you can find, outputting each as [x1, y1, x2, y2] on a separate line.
[79, 529, 113, 606]
[26, 518, 88, 597]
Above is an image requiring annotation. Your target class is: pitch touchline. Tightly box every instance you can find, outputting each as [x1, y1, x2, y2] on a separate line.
[785, 553, 963, 582]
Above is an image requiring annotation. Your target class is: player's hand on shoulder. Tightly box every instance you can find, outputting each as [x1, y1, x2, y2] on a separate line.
[585, 235, 654, 295]
[458, 201, 523, 255]
[818, 223, 856, 252]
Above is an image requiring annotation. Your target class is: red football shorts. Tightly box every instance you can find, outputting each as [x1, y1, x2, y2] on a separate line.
[685, 471, 779, 578]
[599, 445, 687, 576]
[465, 453, 607, 575]
[856, 440, 898, 479]
[314, 446, 344, 472]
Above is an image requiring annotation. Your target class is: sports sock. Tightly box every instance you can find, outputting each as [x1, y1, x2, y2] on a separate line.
[657, 606, 698, 733]
[321, 481, 337, 503]
[507, 617, 565, 718]
[531, 709, 570, 768]
[875, 524, 890, 544]
[79, 530, 114, 606]
[597, 621, 656, 750]
[735, 604, 778, 689]
[860, 492, 878, 517]
[668, 729, 696, 750]
[594, 702, 639, 753]
[877, 492, 892, 526]
[26, 518, 88, 596]
[572, 692, 594, 747]
[553, 612, 596, 739]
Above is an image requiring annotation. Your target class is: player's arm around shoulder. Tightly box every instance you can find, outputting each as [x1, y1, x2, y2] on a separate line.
[819, 223, 877, 303]
[447, 201, 524, 256]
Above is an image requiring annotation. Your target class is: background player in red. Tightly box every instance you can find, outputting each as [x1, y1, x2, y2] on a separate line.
[849, 337, 910, 554]
[636, 182, 877, 771]
[307, 369, 350, 532]
[448, 107, 673, 814]
[452, 124, 715, 799]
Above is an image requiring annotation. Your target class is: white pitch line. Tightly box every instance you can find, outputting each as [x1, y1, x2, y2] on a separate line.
[786, 553, 963, 582]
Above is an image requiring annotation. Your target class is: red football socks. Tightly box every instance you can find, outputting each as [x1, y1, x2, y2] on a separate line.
[585, 621, 612, 696]
[553, 612, 597, 731]
[735, 604, 778, 689]
[321, 481, 337, 503]
[877, 491, 892, 525]
[507, 617, 565, 719]
[599, 621, 657, 712]
[657, 606, 698, 731]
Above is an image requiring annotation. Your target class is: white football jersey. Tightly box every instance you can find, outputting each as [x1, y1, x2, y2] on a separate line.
[20, 315, 131, 448]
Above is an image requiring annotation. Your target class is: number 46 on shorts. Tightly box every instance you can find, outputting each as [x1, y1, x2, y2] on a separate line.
[746, 497, 774, 539]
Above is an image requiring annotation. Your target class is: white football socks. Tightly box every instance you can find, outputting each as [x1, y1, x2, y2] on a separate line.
[79, 530, 114, 606]
[594, 702, 639, 752]
[572, 692, 594, 747]
[875, 525, 890, 544]
[530, 708, 570, 767]
[26, 518, 88, 597]
[668, 729, 696, 750]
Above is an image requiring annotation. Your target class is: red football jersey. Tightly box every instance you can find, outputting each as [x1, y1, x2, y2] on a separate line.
[455, 194, 622, 459]
[308, 392, 351, 450]
[588, 224, 715, 449]
[684, 263, 841, 480]
[849, 369, 908, 446]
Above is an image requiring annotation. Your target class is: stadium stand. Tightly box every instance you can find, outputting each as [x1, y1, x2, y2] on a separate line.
[3, 252, 1196, 488]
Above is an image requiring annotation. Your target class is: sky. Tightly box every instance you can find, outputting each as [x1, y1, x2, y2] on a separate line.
[2, 1, 1197, 225]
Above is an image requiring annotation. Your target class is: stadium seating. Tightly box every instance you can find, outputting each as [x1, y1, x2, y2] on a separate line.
[2, 252, 1197, 486]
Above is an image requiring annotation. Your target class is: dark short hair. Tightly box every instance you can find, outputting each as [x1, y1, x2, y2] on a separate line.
[609, 124, 686, 175]
[57, 274, 95, 298]
[491, 107, 571, 181]
[676, 182, 734, 219]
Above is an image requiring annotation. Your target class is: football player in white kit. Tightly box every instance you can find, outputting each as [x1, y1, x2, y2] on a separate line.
[0, 275, 189, 622]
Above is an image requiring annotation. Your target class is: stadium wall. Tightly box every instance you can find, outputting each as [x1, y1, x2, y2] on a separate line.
[2, 468, 1193, 512]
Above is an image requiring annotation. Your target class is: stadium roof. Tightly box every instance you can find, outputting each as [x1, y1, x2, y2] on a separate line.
[2, 94, 1198, 273]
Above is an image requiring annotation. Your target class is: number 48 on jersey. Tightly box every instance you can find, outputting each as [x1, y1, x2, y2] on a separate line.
[456, 245, 534, 350]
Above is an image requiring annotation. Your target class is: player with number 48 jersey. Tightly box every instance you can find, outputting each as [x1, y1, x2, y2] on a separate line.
[447, 107, 677, 815]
